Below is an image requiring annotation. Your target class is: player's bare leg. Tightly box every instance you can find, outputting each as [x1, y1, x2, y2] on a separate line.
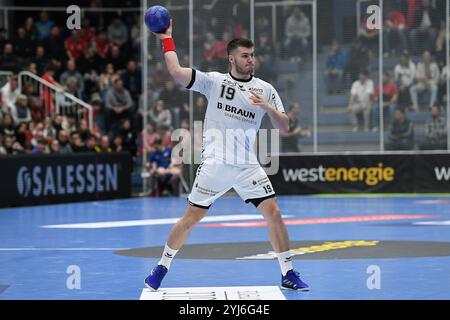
[145, 204, 208, 290]
[257, 197, 290, 253]
[166, 205, 208, 249]
[257, 197, 309, 291]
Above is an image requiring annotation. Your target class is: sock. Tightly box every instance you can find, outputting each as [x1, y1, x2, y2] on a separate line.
[276, 250, 293, 276]
[158, 243, 179, 270]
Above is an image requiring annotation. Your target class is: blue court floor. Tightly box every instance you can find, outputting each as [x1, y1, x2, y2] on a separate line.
[1, 195, 450, 300]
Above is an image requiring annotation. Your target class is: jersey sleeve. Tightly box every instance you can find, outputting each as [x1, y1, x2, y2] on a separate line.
[268, 84, 285, 113]
[185, 69, 215, 97]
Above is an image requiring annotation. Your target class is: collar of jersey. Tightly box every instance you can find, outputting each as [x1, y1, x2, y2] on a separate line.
[228, 72, 253, 83]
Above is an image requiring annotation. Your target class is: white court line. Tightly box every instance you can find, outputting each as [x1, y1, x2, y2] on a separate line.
[0, 248, 130, 251]
[413, 220, 450, 225]
[41, 215, 292, 229]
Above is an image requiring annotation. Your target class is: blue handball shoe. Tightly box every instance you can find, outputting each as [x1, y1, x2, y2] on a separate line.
[144, 265, 168, 291]
[281, 270, 310, 291]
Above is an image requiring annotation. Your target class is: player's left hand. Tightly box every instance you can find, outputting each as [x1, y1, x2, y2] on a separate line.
[249, 91, 272, 112]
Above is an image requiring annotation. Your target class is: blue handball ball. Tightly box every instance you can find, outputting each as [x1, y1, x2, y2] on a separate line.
[144, 5, 171, 33]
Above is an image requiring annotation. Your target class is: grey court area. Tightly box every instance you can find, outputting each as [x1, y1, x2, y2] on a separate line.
[114, 241, 450, 260]
[0, 285, 10, 295]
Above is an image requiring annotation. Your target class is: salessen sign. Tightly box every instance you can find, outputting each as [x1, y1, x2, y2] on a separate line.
[0, 153, 132, 207]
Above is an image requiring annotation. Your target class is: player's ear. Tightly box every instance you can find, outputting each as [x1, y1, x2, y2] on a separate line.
[228, 54, 234, 64]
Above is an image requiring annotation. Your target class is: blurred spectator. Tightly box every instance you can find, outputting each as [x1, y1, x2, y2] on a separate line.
[43, 26, 67, 63]
[385, 108, 415, 150]
[254, 56, 277, 86]
[150, 99, 172, 129]
[10, 94, 31, 124]
[150, 62, 169, 92]
[14, 27, 35, 60]
[3, 135, 22, 155]
[79, 47, 101, 100]
[33, 139, 49, 154]
[57, 129, 73, 153]
[93, 31, 112, 59]
[24, 17, 37, 41]
[90, 95, 105, 132]
[419, 104, 447, 150]
[27, 62, 38, 75]
[130, 13, 142, 61]
[0, 43, 19, 73]
[41, 64, 64, 114]
[194, 96, 207, 121]
[29, 98, 44, 123]
[346, 38, 370, 83]
[99, 63, 119, 100]
[121, 60, 142, 109]
[106, 45, 126, 72]
[95, 134, 112, 153]
[409, 0, 440, 55]
[119, 118, 137, 159]
[394, 53, 416, 109]
[107, 17, 128, 48]
[280, 103, 311, 153]
[439, 62, 450, 105]
[146, 138, 181, 197]
[31, 45, 49, 75]
[60, 60, 84, 96]
[0, 135, 6, 155]
[325, 40, 347, 94]
[203, 31, 229, 72]
[358, 15, 379, 55]
[51, 115, 64, 137]
[85, 134, 98, 152]
[284, 7, 311, 63]
[112, 135, 123, 152]
[371, 71, 399, 131]
[85, 0, 105, 30]
[70, 131, 87, 152]
[65, 30, 88, 61]
[49, 139, 60, 154]
[1, 113, 15, 137]
[410, 51, 439, 111]
[1, 76, 20, 114]
[43, 115, 57, 139]
[0, 28, 7, 53]
[383, 4, 408, 56]
[141, 122, 160, 154]
[15, 122, 31, 148]
[347, 70, 374, 132]
[159, 80, 182, 112]
[34, 11, 54, 41]
[80, 17, 96, 44]
[30, 122, 44, 146]
[105, 78, 133, 134]
[255, 16, 271, 36]
[78, 119, 91, 142]
[435, 21, 449, 67]
[256, 32, 275, 64]
[78, 45, 101, 77]
[156, 124, 173, 148]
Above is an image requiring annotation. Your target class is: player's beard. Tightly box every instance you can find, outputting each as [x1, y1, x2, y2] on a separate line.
[235, 63, 254, 76]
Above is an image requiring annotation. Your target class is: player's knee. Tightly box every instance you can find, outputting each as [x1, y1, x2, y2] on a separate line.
[186, 207, 207, 225]
[263, 206, 282, 222]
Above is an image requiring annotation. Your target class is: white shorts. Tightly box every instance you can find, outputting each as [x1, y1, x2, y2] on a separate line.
[188, 159, 276, 209]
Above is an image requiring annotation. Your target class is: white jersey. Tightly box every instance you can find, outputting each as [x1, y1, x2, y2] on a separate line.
[186, 69, 285, 166]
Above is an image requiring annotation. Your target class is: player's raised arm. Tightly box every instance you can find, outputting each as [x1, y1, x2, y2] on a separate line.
[152, 19, 192, 88]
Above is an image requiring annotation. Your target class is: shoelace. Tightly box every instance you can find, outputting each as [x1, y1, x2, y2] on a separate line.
[151, 266, 166, 277]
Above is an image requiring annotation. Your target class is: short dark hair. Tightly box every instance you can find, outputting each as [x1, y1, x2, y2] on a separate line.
[227, 38, 254, 55]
